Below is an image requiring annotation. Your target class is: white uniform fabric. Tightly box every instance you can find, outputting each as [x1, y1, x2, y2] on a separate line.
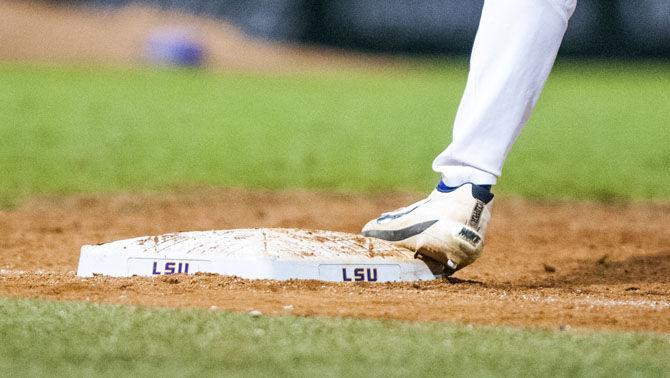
[433, 0, 577, 186]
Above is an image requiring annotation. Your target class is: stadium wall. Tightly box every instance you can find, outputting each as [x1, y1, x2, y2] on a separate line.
[59, 0, 670, 57]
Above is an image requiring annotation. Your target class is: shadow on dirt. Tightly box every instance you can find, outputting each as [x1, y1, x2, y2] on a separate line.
[444, 276, 485, 285]
[533, 250, 670, 287]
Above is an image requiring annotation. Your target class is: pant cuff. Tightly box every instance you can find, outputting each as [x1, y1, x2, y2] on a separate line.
[433, 165, 498, 186]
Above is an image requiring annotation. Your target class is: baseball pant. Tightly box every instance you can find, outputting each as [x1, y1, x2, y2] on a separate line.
[433, 0, 578, 186]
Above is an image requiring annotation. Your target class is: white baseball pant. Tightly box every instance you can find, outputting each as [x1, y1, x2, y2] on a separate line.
[433, 0, 578, 186]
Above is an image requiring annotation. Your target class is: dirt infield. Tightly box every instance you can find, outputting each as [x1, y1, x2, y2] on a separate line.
[1, 188, 669, 332]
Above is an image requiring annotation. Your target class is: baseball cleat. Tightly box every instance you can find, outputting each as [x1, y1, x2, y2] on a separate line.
[361, 181, 494, 275]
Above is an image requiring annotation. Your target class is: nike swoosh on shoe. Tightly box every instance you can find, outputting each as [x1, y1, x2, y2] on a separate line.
[376, 199, 431, 223]
[362, 220, 438, 242]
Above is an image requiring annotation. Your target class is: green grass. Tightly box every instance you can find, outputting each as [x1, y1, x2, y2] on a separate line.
[2, 62, 669, 376]
[1, 61, 669, 206]
[0, 298, 668, 377]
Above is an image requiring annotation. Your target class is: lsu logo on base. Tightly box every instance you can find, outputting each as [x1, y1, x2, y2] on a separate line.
[152, 261, 190, 275]
[126, 258, 210, 277]
[318, 264, 401, 282]
[342, 267, 378, 282]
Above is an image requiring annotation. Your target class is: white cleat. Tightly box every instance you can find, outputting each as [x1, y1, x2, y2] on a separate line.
[362, 182, 494, 275]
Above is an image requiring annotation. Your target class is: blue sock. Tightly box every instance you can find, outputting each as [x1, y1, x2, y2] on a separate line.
[436, 180, 493, 203]
[437, 180, 491, 192]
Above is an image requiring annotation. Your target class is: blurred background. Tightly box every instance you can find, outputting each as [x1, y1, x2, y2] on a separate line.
[2, 0, 669, 205]
[88, 0, 669, 56]
[2, 0, 669, 71]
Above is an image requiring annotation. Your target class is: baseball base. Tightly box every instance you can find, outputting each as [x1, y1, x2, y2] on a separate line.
[76, 228, 441, 282]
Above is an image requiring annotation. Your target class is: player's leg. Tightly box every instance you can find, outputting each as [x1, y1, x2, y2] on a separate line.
[362, 0, 577, 274]
[433, 0, 577, 186]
